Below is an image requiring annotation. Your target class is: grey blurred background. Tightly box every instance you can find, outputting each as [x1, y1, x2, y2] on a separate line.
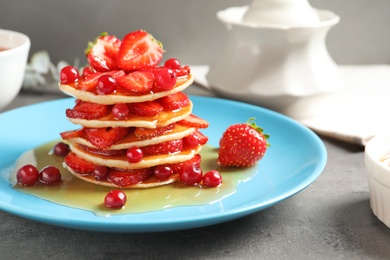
[1, 0, 390, 66]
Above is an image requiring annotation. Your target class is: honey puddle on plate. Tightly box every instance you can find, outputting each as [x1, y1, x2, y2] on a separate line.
[11, 140, 258, 217]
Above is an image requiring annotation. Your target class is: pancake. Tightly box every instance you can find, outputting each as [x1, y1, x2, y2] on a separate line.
[63, 163, 179, 188]
[67, 102, 193, 129]
[66, 124, 196, 150]
[70, 143, 202, 170]
[59, 74, 193, 105]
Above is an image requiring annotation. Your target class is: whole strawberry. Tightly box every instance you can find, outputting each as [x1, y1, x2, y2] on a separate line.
[218, 118, 269, 167]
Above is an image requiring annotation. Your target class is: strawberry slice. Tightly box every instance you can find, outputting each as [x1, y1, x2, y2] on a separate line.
[171, 154, 201, 174]
[116, 71, 154, 93]
[85, 127, 129, 149]
[174, 65, 191, 77]
[142, 139, 183, 156]
[64, 152, 96, 174]
[177, 114, 209, 129]
[107, 168, 153, 187]
[76, 70, 125, 91]
[66, 101, 109, 120]
[194, 131, 208, 145]
[117, 30, 163, 71]
[80, 145, 126, 157]
[134, 124, 174, 140]
[128, 101, 163, 117]
[85, 32, 122, 72]
[60, 128, 85, 140]
[157, 92, 190, 111]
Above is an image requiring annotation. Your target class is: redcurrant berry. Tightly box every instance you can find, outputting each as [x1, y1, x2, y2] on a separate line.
[60, 66, 79, 84]
[154, 165, 173, 180]
[179, 163, 203, 185]
[164, 58, 181, 69]
[53, 142, 70, 157]
[97, 75, 117, 94]
[16, 164, 39, 186]
[93, 166, 109, 180]
[112, 103, 129, 120]
[104, 190, 127, 209]
[126, 146, 143, 163]
[202, 170, 222, 187]
[183, 133, 200, 150]
[39, 166, 62, 185]
[154, 68, 177, 90]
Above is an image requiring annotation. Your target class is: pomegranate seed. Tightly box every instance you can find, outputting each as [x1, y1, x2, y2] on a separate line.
[202, 170, 222, 187]
[154, 165, 173, 180]
[126, 146, 143, 163]
[179, 163, 203, 185]
[112, 103, 129, 120]
[104, 190, 127, 209]
[60, 66, 79, 84]
[53, 142, 70, 157]
[39, 166, 62, 185]
[164, 58, 181, 69]
[16, 164, 39, 186]
[97, 74, 117, 94]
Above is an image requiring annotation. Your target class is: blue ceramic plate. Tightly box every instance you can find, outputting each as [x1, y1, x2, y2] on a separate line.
[0, 96, 326, 232]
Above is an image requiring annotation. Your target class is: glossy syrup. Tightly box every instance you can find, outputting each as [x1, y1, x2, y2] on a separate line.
[12, 140, 258, 217]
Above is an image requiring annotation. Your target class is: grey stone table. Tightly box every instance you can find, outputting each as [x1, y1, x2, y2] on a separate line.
[1, 85, 390, 260]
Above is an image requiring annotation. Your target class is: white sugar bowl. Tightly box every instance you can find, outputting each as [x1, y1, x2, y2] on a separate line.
[206, 1, 341, 112]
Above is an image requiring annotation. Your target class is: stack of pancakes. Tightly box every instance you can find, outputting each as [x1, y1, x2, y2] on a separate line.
[59, 73, 209, 188]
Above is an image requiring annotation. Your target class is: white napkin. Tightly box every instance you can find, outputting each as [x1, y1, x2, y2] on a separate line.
[191, 65, 390, 146]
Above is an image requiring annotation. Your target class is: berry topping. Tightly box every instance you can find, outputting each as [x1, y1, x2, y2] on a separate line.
[85, 127, 129, 150]
[107, 169, 152, 187]
[157, 92, 190, 111]
[171, 154, 201, 174]
[118, 30, 163, 70]
[112, 103, 129, 120]
[64, 152, 96, 174]
[126, 146, 143, 163]
[153, 165, 173, 180]
[218, 118, 270, 167]
[179, 163, 203, 186]
[39, 166, 62, 185]
[177, 114, 209, 128]
[104, 190, 127, 209]
[183, 132, 200, 150]
[134, 124, 174, 140]
[60, 66, 79, 84]
[53, 142, 70, 157]
[164, 58, 181, 69]
[77, 70, 125, 91]
[82, 66, 95, 76]
[116, 71, 154, 93]
[142, 139, 183, 156]
[85, 32, 121, 72]
[202, 170, 222, 187]
[16, 164, 39, 186]
[97, 74, 117, 95]
[66, 101, 109, 120]
[93, 166, 109, 180]
[128, 101, 163, 117]
[60, 128, 85, 140]
[153, 67, 177, 91]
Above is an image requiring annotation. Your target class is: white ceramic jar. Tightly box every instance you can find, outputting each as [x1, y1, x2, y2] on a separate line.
[206, 3, 341, 111]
